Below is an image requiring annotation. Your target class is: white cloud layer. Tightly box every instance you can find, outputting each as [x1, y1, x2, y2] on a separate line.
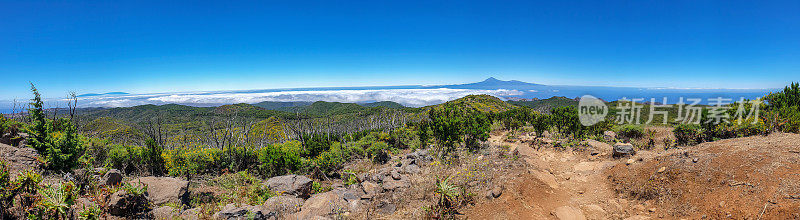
[77, 88, 523, 108]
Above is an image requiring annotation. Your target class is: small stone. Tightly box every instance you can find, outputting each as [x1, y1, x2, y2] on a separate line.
[648, 208, 656, 212]
[692, 158, 699, 163]
[491, 186, 503, 198]
[626, 159, 635, 165]
[390, 170, 401, 180]
[657, 167, 666, 173]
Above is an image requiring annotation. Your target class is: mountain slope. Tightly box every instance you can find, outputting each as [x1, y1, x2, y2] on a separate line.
[425, 94, 517, 113]
[252, 101, 312, 110]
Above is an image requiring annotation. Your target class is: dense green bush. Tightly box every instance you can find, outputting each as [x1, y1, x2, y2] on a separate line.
[497, 107, 534, 130]
[427, 105, 491, 157]
[0, 115, 23, 137]
[163, 146, 224, 177]
[531, 113, 551, 137]
[615, 125, 645, 139]
[763, 82, 800, 133]
[463, 112, 491, 151]
[144, 139, 165, 176]
[313, 142, 347, 174]
[674, 124, 705, 145]
[389, 127, 419, 149]
[25, 84, 86, 172]
[107, 144, 149, 174]
[256, 141, 305, 177]
[366, 142, 390, 164]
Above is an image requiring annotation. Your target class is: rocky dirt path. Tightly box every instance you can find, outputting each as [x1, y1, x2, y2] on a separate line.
[466, 132, 657, 220]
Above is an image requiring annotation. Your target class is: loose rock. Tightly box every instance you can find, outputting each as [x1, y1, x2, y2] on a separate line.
[130, 176, 189, 206]
[613, 143, 636, 158]
[266, 174, 313, 198]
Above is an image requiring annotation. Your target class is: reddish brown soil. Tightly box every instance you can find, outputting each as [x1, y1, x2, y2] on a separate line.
[464, 131, 800, 219]
[609, 132, 800, 219]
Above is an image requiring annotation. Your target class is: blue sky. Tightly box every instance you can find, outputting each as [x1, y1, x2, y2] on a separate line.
[1, 0, 798, 100]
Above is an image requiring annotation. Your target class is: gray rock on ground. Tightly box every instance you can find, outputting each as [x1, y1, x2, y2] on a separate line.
[612, 143, 636, 158]
[266, 174, 313, 198]
[153, 206, 180, 219]
[108, 190, 149, 216]
[101, 169, 124, 186]
[0, 143, 39, 177]
[292, 191, 349, 219]
[264, 195, 304, 217]
[130, 176, 189, 206]
[213, 203, 273, 220]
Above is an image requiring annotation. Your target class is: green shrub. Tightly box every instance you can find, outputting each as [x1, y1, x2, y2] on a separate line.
[674, 124, 705, 145]
[390, 127, 419, 149]
[531, 113, 551, 137]
[107, 144, 150, 174]
[25, 84, 86, 172]
[763, 82, 800, 133]
[144, 139, 165, 176]
[256, 141, 305, 177]
[210, 171, 273, 205]
[163, 146, 223, 177]
[0, 115, 23, 138]
[313, 142, 346, 174]
[366, 142, 389, 164]
[615, 125, 645, 139]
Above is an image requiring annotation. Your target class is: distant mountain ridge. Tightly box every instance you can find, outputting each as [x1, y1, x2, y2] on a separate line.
[445, 77, 542, 89]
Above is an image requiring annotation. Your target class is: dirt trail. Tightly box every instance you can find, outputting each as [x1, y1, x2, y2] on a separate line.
[466, 132, 660, 220]
[467, 131, 800, 219]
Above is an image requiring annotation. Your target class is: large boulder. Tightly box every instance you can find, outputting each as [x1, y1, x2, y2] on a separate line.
[213, 203, 273, 220]
[292, 191, 348, 219]
[130, 176, 189, 206]
[360, 181, 380, 198]
[0, 132, 26, 147]
[0, 143, 39, 177]
[108, 190, 150, 216]
[153, 206, 180, 219]
[263, 195, 304, 217]
[612, 143, 636, 158]
[101, 169, 124, 186]
[406, 149, 431, 164]
[266, 175, 313, 198]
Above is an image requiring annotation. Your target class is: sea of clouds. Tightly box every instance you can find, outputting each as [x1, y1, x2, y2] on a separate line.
[74, 88, 524, 108]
